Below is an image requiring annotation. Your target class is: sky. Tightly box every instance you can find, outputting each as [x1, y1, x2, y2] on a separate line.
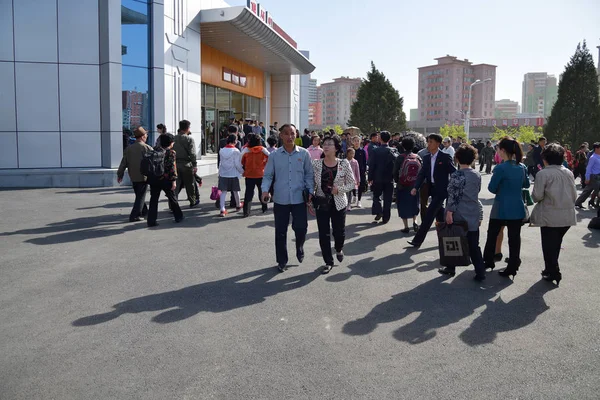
[229, 0, 600, 118]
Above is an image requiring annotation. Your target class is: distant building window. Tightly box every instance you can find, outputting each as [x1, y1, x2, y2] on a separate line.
[484, 111, 487, 116]
[223, 68, 232, 82]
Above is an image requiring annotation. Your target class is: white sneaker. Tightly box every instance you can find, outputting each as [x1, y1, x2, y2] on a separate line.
[357, 201, 362, 208]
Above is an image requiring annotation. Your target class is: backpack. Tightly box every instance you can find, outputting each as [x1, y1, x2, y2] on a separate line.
[399, 153, 421, 186]
[140, 148, 166, 181]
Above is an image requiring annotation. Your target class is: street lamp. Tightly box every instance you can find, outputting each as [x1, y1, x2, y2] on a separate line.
[465, 78, 492, 140]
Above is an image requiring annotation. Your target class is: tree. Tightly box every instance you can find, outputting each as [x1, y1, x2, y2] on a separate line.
[348, 62, 407, 133]
[490, 126, 543, 144]
[439, 124, 466, 140]
[323, 125, 344, 135]
[545, 40, 600, 147]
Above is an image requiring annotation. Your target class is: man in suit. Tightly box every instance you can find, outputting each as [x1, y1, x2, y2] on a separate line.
[368, 131, 399, 224]
[408, 133, 457, 248]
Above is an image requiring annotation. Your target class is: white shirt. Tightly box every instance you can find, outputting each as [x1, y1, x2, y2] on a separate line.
[441, 145, 455, 158]
[430, 150, 439, 183]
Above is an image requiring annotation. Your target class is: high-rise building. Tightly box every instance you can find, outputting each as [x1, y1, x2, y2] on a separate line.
[494, 99, 520, 119]
[417, 55, 497, 122]
[308, 102, 322, 127]
[308, 78, 318, 103]
[521, 73, 558, 117]
[320, 76, 361, 127]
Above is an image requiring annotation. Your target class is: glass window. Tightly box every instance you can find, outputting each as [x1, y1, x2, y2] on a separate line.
[204, 85, 215, 108]
[240, 75, 247, 88]
[223, 68, 232, 83]
[122, 66, 150, 132]
[121, 0, 149, 68]
[231, 91, 243, 118]
[249, 96, 260, 119]
[216, 87, 230, 109]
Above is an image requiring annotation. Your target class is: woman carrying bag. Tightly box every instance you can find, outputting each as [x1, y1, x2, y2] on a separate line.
[311, 135, 356, 274]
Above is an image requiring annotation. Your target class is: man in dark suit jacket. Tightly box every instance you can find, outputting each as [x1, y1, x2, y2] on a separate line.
[368, 131, 399, 224]
[408, 133, 457, 247]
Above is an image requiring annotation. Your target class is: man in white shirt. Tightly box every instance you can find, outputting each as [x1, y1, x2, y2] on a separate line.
[441, 137, 455, 159]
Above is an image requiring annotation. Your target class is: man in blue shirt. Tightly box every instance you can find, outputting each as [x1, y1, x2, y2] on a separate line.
[262, 124, 315, 272]
[575, 142, 600, 209]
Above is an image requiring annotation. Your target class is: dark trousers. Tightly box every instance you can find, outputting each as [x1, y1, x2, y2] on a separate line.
[575, 176, 600, 206]
[315, 203, 346, 266]
[483, 219, 522, 270]
[176, 165, 196, 205]
[444, 230, 485, 277]
[358, 173, 366, 201]
[419, 183, 430, 222]
[244, 177, 267, 213]
[573, 166, 587, 188]
[412, 189, 446, 245]
[148, 180, 183, 226]
[130, 182, 148, 220]
[371, 181, 394, 222]
[540, 226, 570, 275]
[273, 203, 308, 265]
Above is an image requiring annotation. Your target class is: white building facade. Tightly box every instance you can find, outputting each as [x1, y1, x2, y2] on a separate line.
[0, 0, 314, 187]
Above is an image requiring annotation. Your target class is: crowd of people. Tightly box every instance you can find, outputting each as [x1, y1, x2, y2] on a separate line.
[117, 120, 600, 284]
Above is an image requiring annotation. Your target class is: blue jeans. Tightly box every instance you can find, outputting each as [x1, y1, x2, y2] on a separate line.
[273, 203, 308, 265]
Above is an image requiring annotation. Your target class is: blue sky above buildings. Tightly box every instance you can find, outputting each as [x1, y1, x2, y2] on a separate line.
[230, 0, 600, 112]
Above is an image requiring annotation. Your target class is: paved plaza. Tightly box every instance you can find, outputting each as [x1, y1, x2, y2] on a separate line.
[1, 174, 599, 399]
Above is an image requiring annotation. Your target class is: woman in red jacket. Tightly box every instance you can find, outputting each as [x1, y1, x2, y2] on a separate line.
[241, 134, 270, 217]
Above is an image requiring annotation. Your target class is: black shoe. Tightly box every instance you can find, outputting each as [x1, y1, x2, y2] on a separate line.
[498, 268, 517, 280]
[296, 246, 305, 263]
[336, 250, 344, 262]
[588, 201, 597, 209]
[380, 219, 389, 225]
[175, 216, 185, 223]
[473, 274, 486, 282]
[407, 240, 421, 248]
[575, 204, 584, 210]
[262, 204, 268, 213]
[413, 222, 419, 232]
[542, 272, 562, 286]
[147, 222, 159, 227]
[243, 212, 250, 218]
[493, 253, 503, 262]
[129, 216, 142, 222]
[321, 265, 333, 274]
[277, 264, 287, 273]
[190, 200, 200, 209]
[374, 214, 382, 222]
[400, 228, 410, 234]
[438, 267, 456, 277]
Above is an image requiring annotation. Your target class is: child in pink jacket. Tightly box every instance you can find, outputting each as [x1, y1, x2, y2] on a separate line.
[346, 148, 361, 210]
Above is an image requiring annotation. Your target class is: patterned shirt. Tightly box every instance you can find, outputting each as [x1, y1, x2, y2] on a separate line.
[154, 146, 178, 182]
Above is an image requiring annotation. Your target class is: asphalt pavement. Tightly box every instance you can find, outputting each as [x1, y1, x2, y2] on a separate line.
[1, 173, 599, 400]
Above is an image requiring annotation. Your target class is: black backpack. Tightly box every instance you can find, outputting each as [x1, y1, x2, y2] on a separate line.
[141, 148, 166, 181]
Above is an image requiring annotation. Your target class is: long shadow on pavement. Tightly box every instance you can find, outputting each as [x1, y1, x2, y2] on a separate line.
[460, 280, 555, 346]
[72, 267, 320, 326]
[341, 272, 512, 344]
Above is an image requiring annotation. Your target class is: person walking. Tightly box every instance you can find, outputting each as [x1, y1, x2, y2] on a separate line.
[117, 127, 152, 222]
[345, 148, 361, 211]
[154, 123, 168, 147]
[482, 137, 530, 278]
[218, 134, 244, 217]
[479, 141, 495, 174]
[574, 142, 600, 210]
[441, 137, 455, 159]
[146, 133, 184, 227]
[311, 135, 355, 274]
[393, 137, 422, 234]
[261, 124, 314, 272]
[307, 135, 324, 160]
[531, 136, 546, 178]
[530, 143, 577, 286]
[438, 144, 486, 281]
[368, 131, 399, 224]
[241, 134, 270, 217]
[408, 133, 456, 248]
[352, 136, 367, 208]
[573, 144, 589, 188]
[173, 120, 199, 208]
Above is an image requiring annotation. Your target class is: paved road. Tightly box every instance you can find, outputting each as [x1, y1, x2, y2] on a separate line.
[1, 174, 599, 399]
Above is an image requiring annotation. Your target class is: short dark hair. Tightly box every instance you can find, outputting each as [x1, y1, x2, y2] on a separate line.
[279, 124, 293, 134]
[401, 137, 415, 152]
[593, 142, 600, 149]
[539, 136, 547, 142]
[455, 144, 477, 165]
[248, 134, 261, 147]
[159, 133, 175, 147]
[226, 134, 237, 144]
[267, 137, 277, 147]
[179, 120, 190, 131]
[541, 143, 565, 165]
[427, 133, 443, 144]
[156, 123, 166, 131]
[370, 132, 379, 139]
[228, 125, 238, 134]
[323, 134, 342, 152]
[380, 131, 391, 143]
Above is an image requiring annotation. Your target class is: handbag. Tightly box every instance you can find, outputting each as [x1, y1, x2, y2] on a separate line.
[436, 222, 471, 267]
[312, 195, 332, 212]
[210, 186, 221, 201]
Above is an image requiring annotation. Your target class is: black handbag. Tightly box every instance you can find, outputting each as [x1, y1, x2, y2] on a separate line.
[436, 222, 471, 267]
[312, 195, 332, 212]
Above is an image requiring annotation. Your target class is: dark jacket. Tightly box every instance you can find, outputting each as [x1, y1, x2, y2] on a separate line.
[532, 145, 543, 168]
[480, 146, 495, 163]
[354, 147, 367, 176]
[117, 141, 152, 182]
[173, 133, 197, 168]
[414, 150, 457, 197]
[368, 144, 399, 183]
[301, 134, 311, 149]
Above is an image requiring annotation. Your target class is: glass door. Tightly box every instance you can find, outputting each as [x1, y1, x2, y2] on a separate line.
[204, 107, 217, 154]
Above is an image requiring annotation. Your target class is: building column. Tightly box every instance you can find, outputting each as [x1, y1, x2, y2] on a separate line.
[261, 72, 271, 129]
[150, 1, 165, 145]
[99, 0, 123, 168]
[271, 74, 297, 126]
